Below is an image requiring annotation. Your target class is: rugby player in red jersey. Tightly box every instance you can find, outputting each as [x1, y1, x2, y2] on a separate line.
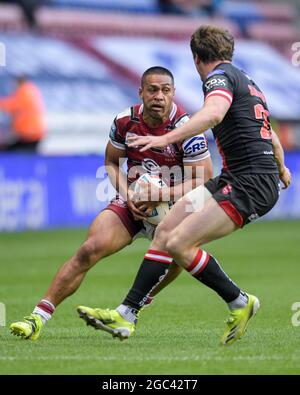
[82, 26, 291, 345]
[10, 66, 213, 340]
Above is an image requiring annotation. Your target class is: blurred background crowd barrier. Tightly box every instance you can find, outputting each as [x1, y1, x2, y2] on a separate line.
[0, 0, 299, 231]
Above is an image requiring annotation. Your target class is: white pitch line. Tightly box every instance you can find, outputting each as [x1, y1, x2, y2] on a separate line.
[0, 355, 299, 362]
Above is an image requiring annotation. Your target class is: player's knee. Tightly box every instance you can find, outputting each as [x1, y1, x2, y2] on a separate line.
[165, 231, 182, 258]
[153, 222, 169, 249]
[76, 238, 106, 268]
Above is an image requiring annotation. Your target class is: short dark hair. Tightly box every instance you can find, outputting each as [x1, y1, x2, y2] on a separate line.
[141, 66, 174, 86]
[190, 25, 234, 64]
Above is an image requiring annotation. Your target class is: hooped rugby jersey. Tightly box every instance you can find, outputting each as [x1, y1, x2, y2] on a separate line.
[203, 63, 278, 174]
[109, 103, 210, 185]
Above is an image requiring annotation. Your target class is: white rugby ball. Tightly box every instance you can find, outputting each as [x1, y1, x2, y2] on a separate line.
[134, 173, 172, 225]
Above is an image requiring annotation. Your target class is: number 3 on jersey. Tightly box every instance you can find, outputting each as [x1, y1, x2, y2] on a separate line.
[254, 104, 272, 139]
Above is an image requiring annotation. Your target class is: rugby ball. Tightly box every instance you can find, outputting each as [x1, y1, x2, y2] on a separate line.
[134, 173, 172, 225]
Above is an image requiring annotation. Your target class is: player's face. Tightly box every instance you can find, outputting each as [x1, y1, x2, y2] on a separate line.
[139, 74, 175, 122]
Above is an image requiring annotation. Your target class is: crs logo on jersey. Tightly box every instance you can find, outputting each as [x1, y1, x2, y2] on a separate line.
[182, 136, 207, 155]
[205, 77, 227, 91]
[142, 158, 160, 174]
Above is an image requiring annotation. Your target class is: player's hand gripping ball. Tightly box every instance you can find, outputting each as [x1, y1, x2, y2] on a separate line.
[134, 173, 172, 225]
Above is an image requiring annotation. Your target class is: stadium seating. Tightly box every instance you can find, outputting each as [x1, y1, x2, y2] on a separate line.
[246, 22, 300, 57]
[0, 0, 299, 155]
[219, 1, 263, 33]
[257, 2, 295, 23]
[0, 4, 26, 31]
[37, 7, 241, 39]
[50, 0, 159, 13]
[0, 1, 298, 58]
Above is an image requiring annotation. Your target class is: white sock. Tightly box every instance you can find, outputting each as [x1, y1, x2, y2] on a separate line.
[228, 291, 248, 310]
[116, 304, 137, 324]
[33, 299, 55, 324]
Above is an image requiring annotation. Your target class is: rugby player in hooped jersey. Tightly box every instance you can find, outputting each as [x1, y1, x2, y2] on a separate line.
[10, 66, 213, 340]
[82, 26, 291, 345]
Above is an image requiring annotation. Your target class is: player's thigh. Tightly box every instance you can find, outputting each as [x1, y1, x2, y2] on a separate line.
[169, 197, 238, 250]
[159, 185, 212, 232]
[87, 209, 133, 256]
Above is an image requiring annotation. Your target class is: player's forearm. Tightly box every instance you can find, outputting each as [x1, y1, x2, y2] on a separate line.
[105, 160, 128, 200]
[271, 129, 286, 173]
[166, 107, 221, 145]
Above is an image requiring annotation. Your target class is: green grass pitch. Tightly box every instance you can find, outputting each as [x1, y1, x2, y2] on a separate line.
[0, 220, 300, 375]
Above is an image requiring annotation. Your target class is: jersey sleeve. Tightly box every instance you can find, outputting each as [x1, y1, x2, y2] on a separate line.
[109, 117, 126, 150]
[203, 69, 234, 106]
[182, 135, 210, 163]
[174, 114, 210, 162]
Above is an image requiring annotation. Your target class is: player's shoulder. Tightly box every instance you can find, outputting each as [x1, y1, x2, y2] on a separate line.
[172, 104, 190, 128]
[203, 63, 239, 102]
[115, 104, 141, 124]
[206, 63, 239, 79]
[204, 63, 239, 88]
[115, 107, 132, 121]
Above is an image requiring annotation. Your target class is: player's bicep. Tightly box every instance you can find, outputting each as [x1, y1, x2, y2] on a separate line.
[203, 70, 233, 123]
[105, 141, 127, 167]
[203, 95, 231, 123]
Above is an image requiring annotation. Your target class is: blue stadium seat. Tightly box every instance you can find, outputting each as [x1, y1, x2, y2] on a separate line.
[219, 1, 263, 33]
[0, 33, 137, 113]
[50, 0, 159, 14]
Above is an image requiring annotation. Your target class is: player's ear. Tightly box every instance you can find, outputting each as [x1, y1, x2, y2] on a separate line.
[194, 54, 201, 66]
[139, 87, 143, 98]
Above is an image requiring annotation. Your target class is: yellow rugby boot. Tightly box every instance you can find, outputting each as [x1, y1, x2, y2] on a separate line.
[221, 294, 260, 346]
[10, 314, 43, 340]
[77, 306, 135, 341]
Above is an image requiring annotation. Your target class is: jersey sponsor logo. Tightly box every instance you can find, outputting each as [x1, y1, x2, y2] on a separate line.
[142, 158, 160, 174]
[222, 184, 232, 195]
[248, 213, 259, 222]
[263, 150, 274, 155]
[183, 136, 207, 155]
[207, 69, 225, 78]
[163, 145, 177, 157]
[205, 77, 227, 91]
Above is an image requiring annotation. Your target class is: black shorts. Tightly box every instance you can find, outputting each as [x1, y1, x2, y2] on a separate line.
[205, 172, 280, 227]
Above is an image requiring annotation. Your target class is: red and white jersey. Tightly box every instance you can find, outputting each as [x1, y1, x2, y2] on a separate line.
[109, 103, 210, 185]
